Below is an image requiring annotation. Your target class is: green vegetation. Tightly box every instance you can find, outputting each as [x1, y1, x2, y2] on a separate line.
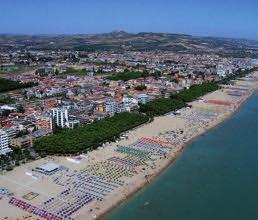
[0, 95, 13, 104]
[107, 72, 147, 81]
[220, 67, 258, 84]
[0, 110, 11, 117]
[0, 148, 36, 171]
[218, 51, 258, 59]
[140, 83, 218, 117]
[140, 98, 186, 117]
[16, 104, 25, 113]
[34, 112, 149, 155]
[140, 68, 258, 117]
[0, 78, 38, 93]
[171, 83, 219, 103]
[34, 68, 258, 155]
[35, 68, 47, 76]
[61, 67, 87, 76]
[134, 85, 147, 91]
[0, 66, 18, 74]
[74, 44, 122, 52]
[0, 65, 34, 75]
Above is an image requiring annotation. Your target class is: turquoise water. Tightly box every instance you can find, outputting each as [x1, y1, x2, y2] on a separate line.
[107, 92, 258, 220]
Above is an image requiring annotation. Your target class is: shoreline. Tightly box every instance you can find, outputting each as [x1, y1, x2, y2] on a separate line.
[1, 73, 258, 220]
[97, 83, 257, 220]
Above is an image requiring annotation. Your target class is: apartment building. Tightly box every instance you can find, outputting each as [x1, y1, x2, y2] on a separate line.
[0, 129, 12, 155]
[104, 99, 117, 116]
[51, 108, 69, 128]
[36, 116, 53, 130]
[10, 135, 32, 148]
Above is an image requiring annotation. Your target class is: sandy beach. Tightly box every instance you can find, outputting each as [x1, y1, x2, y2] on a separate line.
[1, 72, 258, 220]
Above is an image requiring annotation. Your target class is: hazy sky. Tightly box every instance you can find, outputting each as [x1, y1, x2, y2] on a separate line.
[1, 0, 258, 39]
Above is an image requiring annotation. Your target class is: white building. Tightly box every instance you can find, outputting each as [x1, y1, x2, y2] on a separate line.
[137, 94, 149, 104]
[0, 105, 16, 112]
[0, 129, 12, 155]
[216, 63, 233, 78]
[51, 108, 69, 128]
[2, 128, 17, 144]
[104, 99, 117, 116]
[123, 94, 138, 104]
[67, 120, 80, 129]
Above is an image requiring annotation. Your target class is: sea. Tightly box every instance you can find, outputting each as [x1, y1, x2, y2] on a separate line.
[107, 92, 258, 220]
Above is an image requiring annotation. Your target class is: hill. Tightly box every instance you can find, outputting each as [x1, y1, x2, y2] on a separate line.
[1, 31, 258, 57]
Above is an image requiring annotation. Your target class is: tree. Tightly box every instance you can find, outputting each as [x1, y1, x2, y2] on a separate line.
[134, 85, 146, 91]
[1, 110, 11, 117]
[17, 104, 25, 113]
[34, 112, 149, 155]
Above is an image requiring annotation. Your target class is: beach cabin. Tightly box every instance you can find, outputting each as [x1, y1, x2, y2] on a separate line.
[35, 162, 60, 175]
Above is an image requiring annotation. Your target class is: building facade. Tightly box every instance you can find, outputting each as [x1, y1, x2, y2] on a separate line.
[0, 129, 12, 155]
[36, 116, 53, 130]
[104, 100, 117, 116]
[10, 135, 32, 148]
[51, 108, 69, 128]
[137, 94, 149, 104]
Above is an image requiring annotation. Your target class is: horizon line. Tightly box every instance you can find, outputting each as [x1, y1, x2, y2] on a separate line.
[0, 30, 257, 42]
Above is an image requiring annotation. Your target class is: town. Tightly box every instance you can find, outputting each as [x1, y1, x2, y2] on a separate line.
[1, 0, 258, 219]
[0, 46, 257, 165]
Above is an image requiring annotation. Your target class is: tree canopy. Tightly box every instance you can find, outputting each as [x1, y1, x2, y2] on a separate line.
[107, 72, 147, 81]
[0, 78, 38, 92]
[34, 112, 149, 155]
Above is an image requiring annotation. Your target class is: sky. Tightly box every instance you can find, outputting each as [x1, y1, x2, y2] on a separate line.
[1, 0, 258, 40]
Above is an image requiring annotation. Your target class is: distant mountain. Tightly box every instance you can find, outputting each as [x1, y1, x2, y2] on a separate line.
[0, 31, 258, 57]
